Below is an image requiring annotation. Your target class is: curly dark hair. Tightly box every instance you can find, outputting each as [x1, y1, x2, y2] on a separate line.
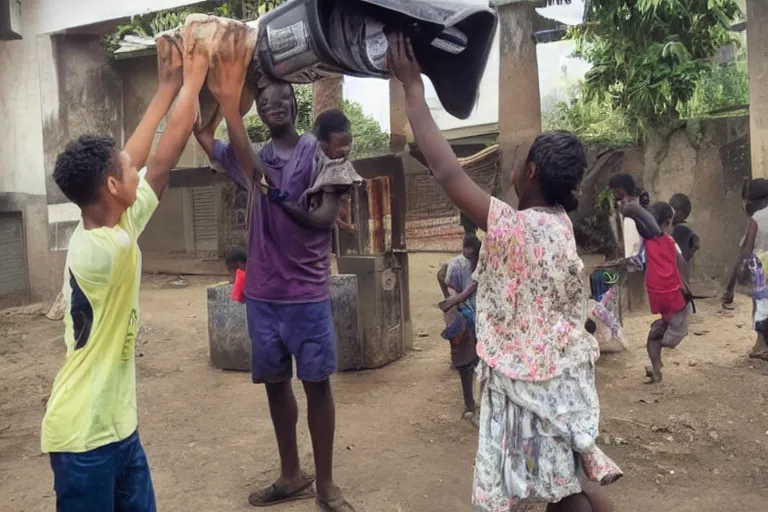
[462, 233, 482, 253]
[527, 131, 587, 212]
[225, 247, 248, 271]
[648, 201, 674, 227]
[669, 193, 692, 223]
[53, 135, 119, 207]
[608, 173, 637, 197]
[314, 109, 351, 143]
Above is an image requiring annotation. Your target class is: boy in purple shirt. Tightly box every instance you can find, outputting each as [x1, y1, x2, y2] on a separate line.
[195, 81, 351, 510]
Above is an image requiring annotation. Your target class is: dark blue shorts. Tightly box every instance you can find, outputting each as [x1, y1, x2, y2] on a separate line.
[246, 298, 337, 383]
[50, 430, 155, 512]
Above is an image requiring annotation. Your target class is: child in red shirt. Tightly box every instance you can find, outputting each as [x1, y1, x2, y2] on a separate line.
[225, 247, 247, 303]
[603, 200, 692, 383]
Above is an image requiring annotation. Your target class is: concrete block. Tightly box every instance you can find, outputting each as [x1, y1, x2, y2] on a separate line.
[330, 274, 364, 371]
[207, 283, 250, 372]
[207, 274, 364, 373]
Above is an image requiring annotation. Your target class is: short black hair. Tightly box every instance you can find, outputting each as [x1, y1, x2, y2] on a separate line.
[527, 131, 587, 213]
[462, 233, 481, 252]
[608, 173, 637, 196]
[649, 201, 674, 227]
[225, 247, 248, 270]
[585, 318, 597, 335]
[53, 135, 119, 207]
[314, 109, 351, 143]
[669, 193, 692, 223]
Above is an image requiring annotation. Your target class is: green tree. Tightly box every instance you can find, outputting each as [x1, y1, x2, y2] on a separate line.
[572, 0, 743, 132]
[543, 83, 639, 146]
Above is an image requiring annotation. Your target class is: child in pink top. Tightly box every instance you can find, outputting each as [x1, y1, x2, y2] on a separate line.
[225, 247, 247, 303]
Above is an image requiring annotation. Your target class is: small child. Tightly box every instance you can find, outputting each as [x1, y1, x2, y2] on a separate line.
[303, 109, 361, 211]
[669, 193, 700, 270]
[226, 247, 247, 303]
[626, 201, 692, 383]
[437, 235, 482, 423]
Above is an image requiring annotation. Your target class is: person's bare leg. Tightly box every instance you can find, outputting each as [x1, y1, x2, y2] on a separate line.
[546, 493, 592, 512]
[645, 320, 666, 383]
[750, 331, 768, 356]
[265, 381, 304, 489]
[302, 379, 341, 503]
[249, 381, 313, 506]
[583, 490, 614, 512]
[459, 366, 475, 414]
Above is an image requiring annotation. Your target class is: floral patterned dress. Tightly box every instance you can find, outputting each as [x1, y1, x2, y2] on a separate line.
[472, 198, 622, 511]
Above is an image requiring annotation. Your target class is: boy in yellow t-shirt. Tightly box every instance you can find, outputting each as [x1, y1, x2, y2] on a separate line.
[40, 35, 212, 511]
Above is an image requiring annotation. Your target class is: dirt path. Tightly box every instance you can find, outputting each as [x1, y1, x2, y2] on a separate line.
[2, 253, 768, 511]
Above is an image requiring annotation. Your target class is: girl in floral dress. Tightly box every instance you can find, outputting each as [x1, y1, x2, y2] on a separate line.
[387, 33, 622, 511]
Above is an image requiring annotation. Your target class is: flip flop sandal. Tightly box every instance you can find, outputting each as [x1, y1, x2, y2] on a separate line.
[249, 477, 315, 508]
[316, 496, 357, 512]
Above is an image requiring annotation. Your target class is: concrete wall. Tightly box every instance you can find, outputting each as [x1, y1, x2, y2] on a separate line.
[0, 1, 62, 302]
[40, 34, 124, 205]
[0, 4, 46, 196]
[643, 117, 752, 281]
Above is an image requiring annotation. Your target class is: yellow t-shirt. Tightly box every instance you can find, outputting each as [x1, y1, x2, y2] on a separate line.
[41, 171, 158, 453]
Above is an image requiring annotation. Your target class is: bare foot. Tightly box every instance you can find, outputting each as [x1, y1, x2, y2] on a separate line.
[462, 409, 479, 429]
[644, 366, 662, 384]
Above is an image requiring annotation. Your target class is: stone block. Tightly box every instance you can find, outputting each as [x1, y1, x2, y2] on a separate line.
[207, 275, 364, 372]
[207, 283, 250, 372]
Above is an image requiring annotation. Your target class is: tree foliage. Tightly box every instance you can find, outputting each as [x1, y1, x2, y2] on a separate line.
[572, 0, 743, 129]
[543, 83, 639, 146]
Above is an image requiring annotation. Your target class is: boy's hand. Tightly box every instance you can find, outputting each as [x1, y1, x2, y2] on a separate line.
[157, 34, 183, 94]
[387, 33, 424, 95]
[207, 21, 254, 108]
[181, 24, 211, 92]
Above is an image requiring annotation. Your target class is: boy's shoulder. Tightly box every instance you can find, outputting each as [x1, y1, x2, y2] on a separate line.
[66, 224, 132, 285]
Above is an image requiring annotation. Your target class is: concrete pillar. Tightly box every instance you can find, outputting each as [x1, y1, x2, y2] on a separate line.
[493, 0, 545, 202]
[747, 0, 768, 178]
[312, 76, 343, 118]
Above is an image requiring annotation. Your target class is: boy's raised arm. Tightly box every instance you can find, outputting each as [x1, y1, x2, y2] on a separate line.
[620, 201, 662, 240]
[207, 24, 264, 186]
[145, 34, 209, 199]
[123, 35, 184, 171]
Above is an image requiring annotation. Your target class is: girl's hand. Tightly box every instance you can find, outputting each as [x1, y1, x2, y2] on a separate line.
[387, 33, 423, 94]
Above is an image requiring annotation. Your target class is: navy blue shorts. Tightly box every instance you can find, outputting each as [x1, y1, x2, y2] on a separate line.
[50, 430, 155, 512]
[246, 298, 337, 383]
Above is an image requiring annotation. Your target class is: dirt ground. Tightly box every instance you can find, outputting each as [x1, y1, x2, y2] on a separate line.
[2, 253, 768, 511]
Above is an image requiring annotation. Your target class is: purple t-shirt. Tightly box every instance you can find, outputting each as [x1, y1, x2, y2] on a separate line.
[213, 134, 332, 303]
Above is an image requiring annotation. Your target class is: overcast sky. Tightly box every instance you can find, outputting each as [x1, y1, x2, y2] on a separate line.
[343, 0, 589, 131]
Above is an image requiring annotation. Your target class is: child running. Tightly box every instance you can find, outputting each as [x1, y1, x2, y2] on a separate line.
[388, 33, 621, 512]
[40, 35, 209, 510]
[608, 201, 693, 383]
[436, 234, 482, 422]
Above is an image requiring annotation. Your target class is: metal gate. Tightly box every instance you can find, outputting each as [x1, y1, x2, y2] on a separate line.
[191, 186, 218, 255]
[0, 213, 28, 297]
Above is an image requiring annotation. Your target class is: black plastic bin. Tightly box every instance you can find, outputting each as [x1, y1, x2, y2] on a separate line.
[256, 0, 498, 120]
